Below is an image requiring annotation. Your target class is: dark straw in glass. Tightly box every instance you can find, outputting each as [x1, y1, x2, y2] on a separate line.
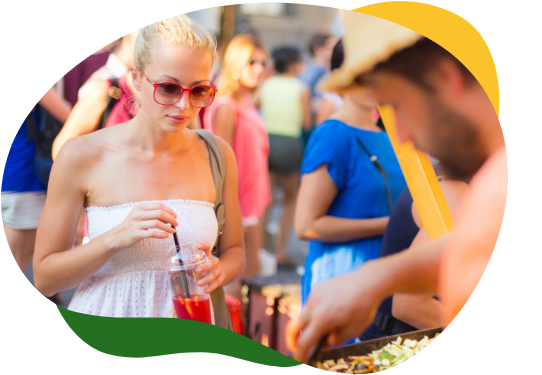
[171, 224, 191, 299]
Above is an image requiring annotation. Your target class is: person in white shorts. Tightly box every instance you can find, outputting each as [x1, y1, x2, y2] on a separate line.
[3, 88, 70, 272]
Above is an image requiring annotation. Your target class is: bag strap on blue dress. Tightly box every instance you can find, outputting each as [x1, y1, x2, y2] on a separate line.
[355, 136, 394, 213]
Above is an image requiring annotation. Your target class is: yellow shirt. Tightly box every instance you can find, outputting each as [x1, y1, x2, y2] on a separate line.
[260, 76, 304, 138]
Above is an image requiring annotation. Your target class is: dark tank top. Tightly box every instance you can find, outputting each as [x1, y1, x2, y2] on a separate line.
[359, 187, 420, 341]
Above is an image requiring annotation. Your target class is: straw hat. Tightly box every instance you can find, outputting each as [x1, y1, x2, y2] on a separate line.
[321, 11, 424, 92]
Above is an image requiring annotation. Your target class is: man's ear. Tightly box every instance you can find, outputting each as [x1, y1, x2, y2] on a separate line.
[432, 58, 466, 103]
[131, 68, 142, 93]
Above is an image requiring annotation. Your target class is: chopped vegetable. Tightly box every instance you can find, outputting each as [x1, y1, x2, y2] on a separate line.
[311, 333, 439, 373]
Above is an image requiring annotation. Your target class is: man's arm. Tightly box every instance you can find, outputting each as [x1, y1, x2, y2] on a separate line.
[392, 180, 468, 329]
[287, 236, 446, 363]
[391, 228, 443, 329]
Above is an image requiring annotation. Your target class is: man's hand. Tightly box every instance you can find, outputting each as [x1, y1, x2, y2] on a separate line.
[286, 239, 445, 364]
[286, 261, 384, 363]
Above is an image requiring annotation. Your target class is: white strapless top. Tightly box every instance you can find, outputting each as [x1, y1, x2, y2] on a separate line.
[67, 199, 218, 318]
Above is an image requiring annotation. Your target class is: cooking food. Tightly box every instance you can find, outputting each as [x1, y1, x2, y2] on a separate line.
[314, 334, 439, 373]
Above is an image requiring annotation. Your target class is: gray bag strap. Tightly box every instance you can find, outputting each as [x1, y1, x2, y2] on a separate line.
[193, 129, 231, 331]
[194, 129, 226, 257]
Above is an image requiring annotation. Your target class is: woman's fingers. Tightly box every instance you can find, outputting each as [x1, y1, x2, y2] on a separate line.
[142, 230, 171, 240]
[195, 256, 218, 274]
[139, 209, 179, 227]
[204, 272, 223, 293]
[134, 202, 178, 218]
[197, 266, 220, 287]
[196, 242, 212, 257]
[140, 219, 176, 234]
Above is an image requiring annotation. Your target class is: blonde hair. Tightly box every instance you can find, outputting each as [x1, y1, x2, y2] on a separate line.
[218, 34, 267, 98]
[128, 15, 217, 113]
[134, 15, 217, 72]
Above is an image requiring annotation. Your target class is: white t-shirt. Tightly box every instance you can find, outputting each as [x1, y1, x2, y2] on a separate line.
[77, 54, 128, 100]
[321, 90, 344, 112]
[315, 73, 344, 112]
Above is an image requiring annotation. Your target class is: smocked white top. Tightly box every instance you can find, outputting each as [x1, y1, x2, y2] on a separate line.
[67, 199, 218, 318]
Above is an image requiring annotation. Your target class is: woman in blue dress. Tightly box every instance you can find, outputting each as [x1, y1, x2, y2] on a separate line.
[294, 40, 406, 310]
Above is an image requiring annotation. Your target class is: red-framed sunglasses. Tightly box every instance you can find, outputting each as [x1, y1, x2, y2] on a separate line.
[136, 67, 217, 108]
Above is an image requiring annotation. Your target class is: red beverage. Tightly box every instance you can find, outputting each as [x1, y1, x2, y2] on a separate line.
[172, 294, 212, 324]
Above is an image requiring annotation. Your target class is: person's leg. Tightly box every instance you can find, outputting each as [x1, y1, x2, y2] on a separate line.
[3, 223, 36, 272]
[243, 222, 261, 277]
[276, 172, 300, 264]
[263, 170, 279, 252]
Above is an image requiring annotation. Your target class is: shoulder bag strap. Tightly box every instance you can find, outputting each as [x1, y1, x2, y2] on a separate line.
[100, 78, 121, 130]
[193, 129, 231, 331]
[355, 136, 394, 213]
[193, 129, 226, 257]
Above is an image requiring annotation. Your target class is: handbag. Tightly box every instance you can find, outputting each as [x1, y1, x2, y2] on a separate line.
[193, 129, 230, 330]
[354, 135, 394, 213]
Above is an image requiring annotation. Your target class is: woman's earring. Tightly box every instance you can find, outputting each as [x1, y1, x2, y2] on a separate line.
[232, 72, 240, 80]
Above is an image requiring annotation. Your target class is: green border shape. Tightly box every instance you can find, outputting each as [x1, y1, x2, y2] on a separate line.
[58, 306, 300, 366]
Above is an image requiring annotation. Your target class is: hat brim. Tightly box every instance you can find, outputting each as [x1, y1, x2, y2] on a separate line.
[322, 11, 423, 93]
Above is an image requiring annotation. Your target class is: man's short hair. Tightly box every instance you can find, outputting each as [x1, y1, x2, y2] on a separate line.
[308, 34, 331, 56]
[370, 38, 476, 91]
[272, 47, 302, 74]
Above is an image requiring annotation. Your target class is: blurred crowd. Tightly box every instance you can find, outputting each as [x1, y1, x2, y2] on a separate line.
[2, 8, 505, 353]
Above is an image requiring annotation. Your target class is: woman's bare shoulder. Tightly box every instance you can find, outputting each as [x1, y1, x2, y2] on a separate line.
[54, 133, 107, 171]
[214, 102, 237, 121]
[54, 122, 130, 169]
[214, 136, 236, 163]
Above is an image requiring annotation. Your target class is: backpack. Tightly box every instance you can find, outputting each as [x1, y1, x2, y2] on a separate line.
[26, 105, 64, 188]
[193, 129, 230, 330]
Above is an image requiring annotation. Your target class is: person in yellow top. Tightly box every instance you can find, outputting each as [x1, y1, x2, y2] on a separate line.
[260, 46, 311, 266]
[286, 11, 506, 362]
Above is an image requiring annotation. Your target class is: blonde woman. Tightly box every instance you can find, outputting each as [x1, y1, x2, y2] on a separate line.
[203, 34, 271, 293]
[33, 15, 244, 319]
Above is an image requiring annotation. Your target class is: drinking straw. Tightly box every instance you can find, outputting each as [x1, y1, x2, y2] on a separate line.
[171, 224, 191, 299]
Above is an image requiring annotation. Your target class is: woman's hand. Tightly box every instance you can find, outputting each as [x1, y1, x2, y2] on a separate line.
[194, 242, 225, 294]
[108, 202, 179, 252]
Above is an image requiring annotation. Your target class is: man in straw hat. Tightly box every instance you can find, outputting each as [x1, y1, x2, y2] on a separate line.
[286, 11, 506, 362]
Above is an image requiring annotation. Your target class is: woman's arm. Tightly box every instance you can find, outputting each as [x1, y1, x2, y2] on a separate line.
[212, 104, 236, 147]
[34, 137, 178, 296]
[301, 87, 311, 131]
[294, 164, 388, 243]
[194, 137, 244, 292]
[52, 80, 110, 159]
[316, 98, 336, 125]
[39, 87, 72, 123]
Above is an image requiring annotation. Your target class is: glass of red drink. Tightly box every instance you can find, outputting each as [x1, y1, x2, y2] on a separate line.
[161, 243, 213, 324]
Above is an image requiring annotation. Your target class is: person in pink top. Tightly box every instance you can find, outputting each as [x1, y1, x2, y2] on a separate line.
[204, 34, 271, 298]
[103, 74, 137, 128]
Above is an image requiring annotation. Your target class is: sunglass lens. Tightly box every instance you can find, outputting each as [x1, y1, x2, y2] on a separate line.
[190, 86, 215, 108]
[155, 83, 182, 104]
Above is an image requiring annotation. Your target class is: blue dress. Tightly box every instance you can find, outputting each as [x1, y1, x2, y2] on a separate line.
[2, 111, 44, 193]
[301, 120, 406, 305]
